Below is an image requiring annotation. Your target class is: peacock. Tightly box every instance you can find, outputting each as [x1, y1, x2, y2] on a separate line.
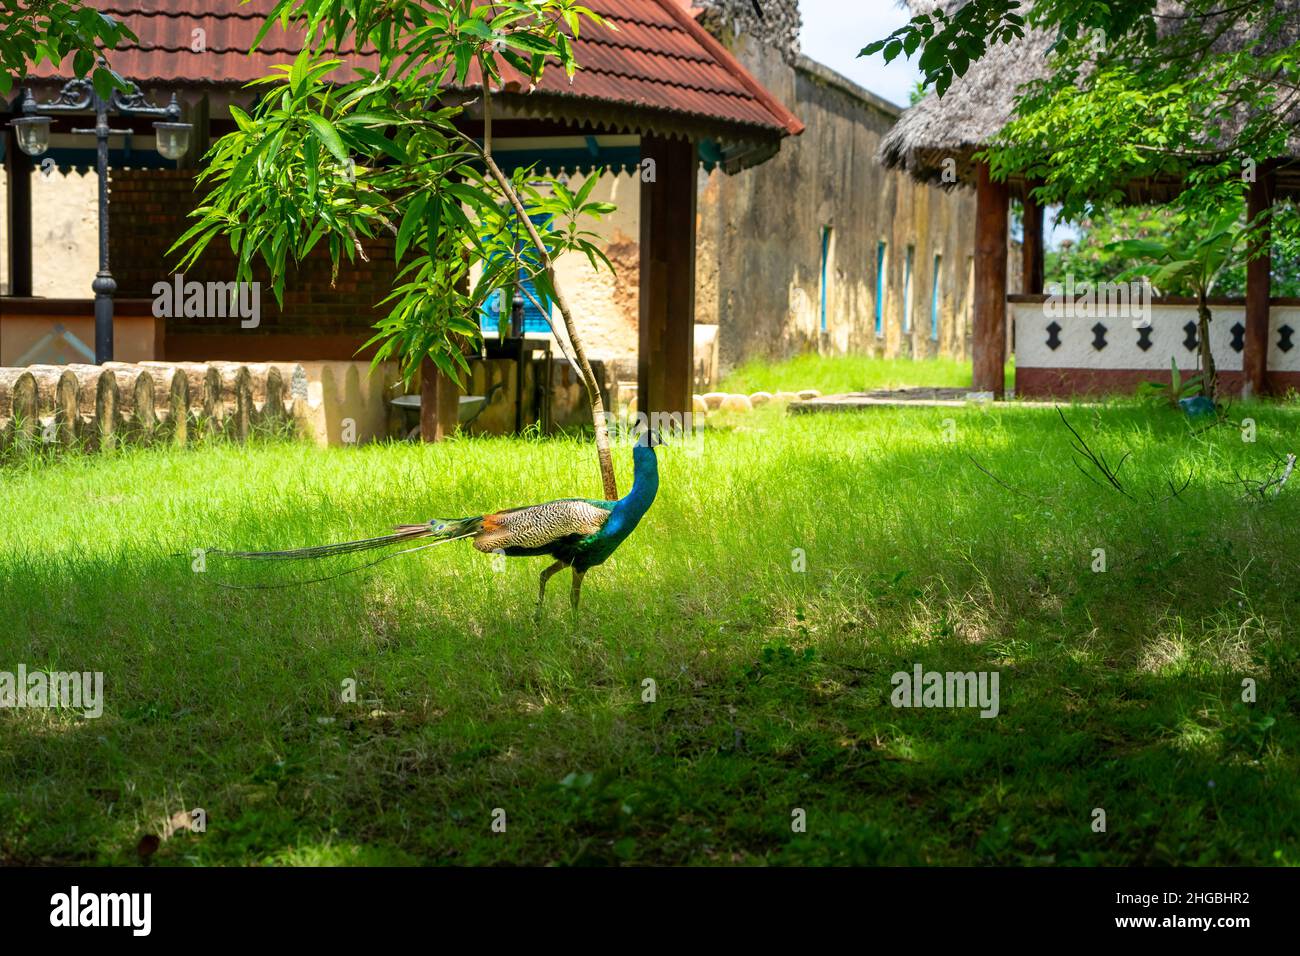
[213, 432, 660, 613]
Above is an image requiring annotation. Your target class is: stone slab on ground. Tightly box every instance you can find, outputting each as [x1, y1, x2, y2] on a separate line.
[789, 387, 1069, 413]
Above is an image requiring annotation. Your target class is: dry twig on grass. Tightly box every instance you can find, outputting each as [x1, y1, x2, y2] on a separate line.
[1225, 452, 1297, 502]
[968, 409, 1193, 504]
[966, 455, 1056, 503]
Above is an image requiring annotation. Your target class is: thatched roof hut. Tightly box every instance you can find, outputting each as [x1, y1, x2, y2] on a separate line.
[875, 0, 1300, 398]
[879, 0, 1300, 200]
[877, 17, 1053, 193]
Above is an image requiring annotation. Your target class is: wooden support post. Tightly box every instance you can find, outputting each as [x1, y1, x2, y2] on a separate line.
[420, 356, 459, 442]
[1022, 186, 1044, 295]
[179, 94, 210, 170]
[3, 127, 33, 297]
[1243, 165, 1274, 397]
[973, 162, 1009, 397]
[638, 134, 697, 420]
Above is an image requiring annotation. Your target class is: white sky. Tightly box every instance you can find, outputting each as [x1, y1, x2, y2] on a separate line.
[798, 0, 920, 109]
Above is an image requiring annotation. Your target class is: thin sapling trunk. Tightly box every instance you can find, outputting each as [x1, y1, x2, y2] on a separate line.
[1197, 288, 1217, 401]
[478, 83, 618, 499]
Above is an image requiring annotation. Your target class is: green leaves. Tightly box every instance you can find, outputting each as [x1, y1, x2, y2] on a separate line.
[91, 64, 123, 101]
[1139, 355, 1202, 407]
[72, 48, 94, 77]
[0, 0, 136, 95]
[303, 113, 348, 162]
[960, 1, 1300, 267]
[860, 2, 1023, 97]
[288, 46, 311, 94]
[1104, 205, 1245, 299]
[453, 44, 473, 85]
[394, 192, 429, 264]
[500, 32, 559, 57]
[169, 0, 613, 384]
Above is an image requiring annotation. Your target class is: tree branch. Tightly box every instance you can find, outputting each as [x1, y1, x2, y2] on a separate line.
[476, 79, 618, 499]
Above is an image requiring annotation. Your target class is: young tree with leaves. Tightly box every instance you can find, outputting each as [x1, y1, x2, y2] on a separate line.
[1107, 207, 1245, 401]
[171, 0, 624, 497]
[1049, 205, 1300, 298]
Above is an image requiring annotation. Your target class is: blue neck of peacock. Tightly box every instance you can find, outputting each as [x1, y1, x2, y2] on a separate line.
[607, 446, 659, 533]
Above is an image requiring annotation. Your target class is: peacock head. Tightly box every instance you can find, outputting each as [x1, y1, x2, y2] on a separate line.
[632, 428, 661, 474]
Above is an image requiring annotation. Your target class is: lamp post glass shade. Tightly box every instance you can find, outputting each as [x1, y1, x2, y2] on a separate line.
[153, 121, 192, 160]
[11, 116, 52, 156]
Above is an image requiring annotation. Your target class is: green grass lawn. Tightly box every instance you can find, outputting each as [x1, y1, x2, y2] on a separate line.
[2, 368, 1298, 865]
[717, 353, 1013, 396]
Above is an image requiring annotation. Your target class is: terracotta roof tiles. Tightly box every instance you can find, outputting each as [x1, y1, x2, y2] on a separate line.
[24, 0, 802, 140]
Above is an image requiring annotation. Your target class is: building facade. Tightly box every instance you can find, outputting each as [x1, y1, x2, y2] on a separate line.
[696, 50, 978, 368]
[2, 0, 980, 405]
[548, 0, 981, 380]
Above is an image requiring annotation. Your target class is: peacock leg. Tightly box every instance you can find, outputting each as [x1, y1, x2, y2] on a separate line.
[536, 561, 565, 618]
[570, 568, 586, 612]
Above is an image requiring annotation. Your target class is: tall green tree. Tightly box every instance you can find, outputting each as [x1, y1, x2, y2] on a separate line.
[862, 1, 1300, 258]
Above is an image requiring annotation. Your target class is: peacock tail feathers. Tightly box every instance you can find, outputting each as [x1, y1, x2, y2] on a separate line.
[396, 516, 484, 540]
[210, 528, 430, 562]
[215, 516, 481, 562]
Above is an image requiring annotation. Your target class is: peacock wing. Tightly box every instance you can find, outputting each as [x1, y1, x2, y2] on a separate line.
[472, 499, 611, 554]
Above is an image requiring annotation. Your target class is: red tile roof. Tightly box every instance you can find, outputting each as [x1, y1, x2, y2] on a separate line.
[24, 0, 803, 140]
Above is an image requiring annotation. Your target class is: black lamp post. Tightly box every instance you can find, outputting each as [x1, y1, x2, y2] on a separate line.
[9, 70, 191, 364]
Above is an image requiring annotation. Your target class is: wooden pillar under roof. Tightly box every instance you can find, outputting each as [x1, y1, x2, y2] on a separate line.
[638, 133, 697, 420]
[973, 161, 1009, 397]
[1243, 163, 1275, 397]
[1022, 184, 1044, 295]
[3, 127, 33, 297]
[178, 94, 210, 170]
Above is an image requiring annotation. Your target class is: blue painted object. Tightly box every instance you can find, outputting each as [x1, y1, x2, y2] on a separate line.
[1179, 395, 1216, 417]
[819, 226, 831, 332]
[875, 241, 887, 335]
[480, 214, 552, 335]
[930, 254, 942, 340]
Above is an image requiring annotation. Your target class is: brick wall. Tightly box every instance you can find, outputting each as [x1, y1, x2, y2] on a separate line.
[107, 168, 398, 358]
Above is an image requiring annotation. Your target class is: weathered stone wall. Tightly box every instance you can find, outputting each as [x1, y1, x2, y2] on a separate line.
[0, 360, 309, 453]
[695, 38, 980, 370]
